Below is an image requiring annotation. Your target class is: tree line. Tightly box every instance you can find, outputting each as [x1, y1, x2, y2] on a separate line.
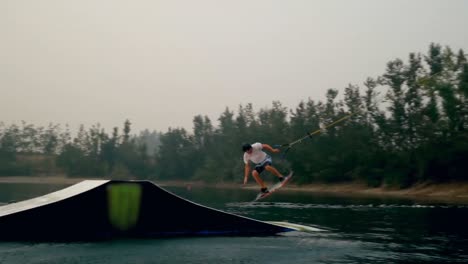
[1, 43, 467, 187]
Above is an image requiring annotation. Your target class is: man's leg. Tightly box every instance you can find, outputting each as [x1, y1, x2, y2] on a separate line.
[265, 165, 284, 179]
[252, 170, 267, 189]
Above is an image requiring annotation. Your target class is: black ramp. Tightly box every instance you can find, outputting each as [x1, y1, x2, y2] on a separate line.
[0, 180, 293, 241]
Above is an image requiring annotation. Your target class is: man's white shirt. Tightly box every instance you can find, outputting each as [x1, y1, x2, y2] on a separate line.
[243, 142, 267, 164]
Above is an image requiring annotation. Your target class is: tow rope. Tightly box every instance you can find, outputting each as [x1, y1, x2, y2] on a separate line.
[275, 112, 355, 158]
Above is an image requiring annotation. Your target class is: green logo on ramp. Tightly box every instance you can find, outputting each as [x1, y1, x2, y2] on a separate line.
[107, 183, 142, 231]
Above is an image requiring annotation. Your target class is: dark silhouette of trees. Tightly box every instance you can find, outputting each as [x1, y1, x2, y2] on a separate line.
[1, 43, 467, 188]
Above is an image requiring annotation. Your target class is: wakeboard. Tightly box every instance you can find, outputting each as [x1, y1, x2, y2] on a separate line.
[253, 171, 293, 202]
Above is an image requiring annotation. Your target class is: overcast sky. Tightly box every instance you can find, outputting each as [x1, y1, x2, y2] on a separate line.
[1, 0, 467, 134]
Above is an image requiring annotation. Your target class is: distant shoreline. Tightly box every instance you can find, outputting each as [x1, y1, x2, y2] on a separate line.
[1, 176, 468, 204]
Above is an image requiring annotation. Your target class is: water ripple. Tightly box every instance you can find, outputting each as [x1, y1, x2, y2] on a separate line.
[227, 202, 468, 209]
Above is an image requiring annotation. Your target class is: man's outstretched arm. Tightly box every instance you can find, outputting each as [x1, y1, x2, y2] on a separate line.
[244, 163, 251, 185]
[262, 144, 280, 154]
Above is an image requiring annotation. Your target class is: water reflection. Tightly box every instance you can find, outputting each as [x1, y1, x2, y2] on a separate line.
[171, 185, 468, 263]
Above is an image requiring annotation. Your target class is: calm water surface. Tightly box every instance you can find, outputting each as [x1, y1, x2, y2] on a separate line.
[0, 182, 467, 264]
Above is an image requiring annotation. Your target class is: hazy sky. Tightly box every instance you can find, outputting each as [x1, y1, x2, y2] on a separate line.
[1, 0, 468, 134]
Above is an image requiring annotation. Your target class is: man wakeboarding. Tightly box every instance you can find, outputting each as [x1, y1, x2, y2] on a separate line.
[242, 142, 286, 194]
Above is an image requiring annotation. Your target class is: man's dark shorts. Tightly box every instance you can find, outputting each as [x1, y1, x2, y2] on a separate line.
[254, 156, 272, 174]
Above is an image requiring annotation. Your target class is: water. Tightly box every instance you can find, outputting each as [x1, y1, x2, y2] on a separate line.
[1, 182, 468, 263]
